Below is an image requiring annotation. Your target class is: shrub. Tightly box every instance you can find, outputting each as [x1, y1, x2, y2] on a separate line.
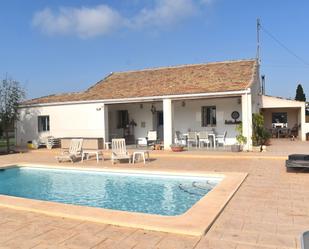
[235, 122, 247, 145]
[252, 113, 271, 147]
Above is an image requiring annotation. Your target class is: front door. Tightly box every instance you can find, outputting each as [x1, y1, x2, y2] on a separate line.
[157, 111, 163, 141]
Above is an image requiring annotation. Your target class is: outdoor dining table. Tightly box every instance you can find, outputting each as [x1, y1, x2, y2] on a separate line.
[274, 128, 290, 138]
[183, 132, 216, 148]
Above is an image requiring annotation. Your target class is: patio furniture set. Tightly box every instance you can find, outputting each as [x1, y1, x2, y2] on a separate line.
[53, 129, 226, 164]
[176, 130, 227, 149]
[270, 124, 298, 139]
[136, 130, 227, 150]
[56, 138, 149, 164]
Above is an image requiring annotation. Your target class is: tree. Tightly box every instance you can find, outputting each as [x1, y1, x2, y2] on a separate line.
[295, 84, 306, 101]
[0, 77, 25, 153]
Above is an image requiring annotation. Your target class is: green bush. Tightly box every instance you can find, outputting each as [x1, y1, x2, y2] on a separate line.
[235, 123, 247, 145]
[252, 113, 271, 147]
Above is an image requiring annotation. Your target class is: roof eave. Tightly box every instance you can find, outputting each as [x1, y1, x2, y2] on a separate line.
[19, 89, 251, 108]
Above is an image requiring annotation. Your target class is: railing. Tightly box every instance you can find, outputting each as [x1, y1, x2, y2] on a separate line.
[0, 135, 15, 152]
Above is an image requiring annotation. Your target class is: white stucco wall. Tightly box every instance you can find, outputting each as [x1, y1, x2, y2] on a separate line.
[303, 123, 309, 138]
[16, 102, 106, 146]
[261, 95, 305, 109]
[173, 97, 242, 145]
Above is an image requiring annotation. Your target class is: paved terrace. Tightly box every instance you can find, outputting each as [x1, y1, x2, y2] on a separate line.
[0, 139, 308, 249]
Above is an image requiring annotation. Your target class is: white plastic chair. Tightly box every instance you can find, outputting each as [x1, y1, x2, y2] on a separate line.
[216, 131, 227, 147]
[174, 131, 186, 145]
[147, 131, 157, 146]
[56, 139, 83, 163]
[111, 138, 131, 164]
[199, 131, 210, 148]
[137, 130, 158, 147]
[187, 132, 198, 148]
[136, 137, 148, 147]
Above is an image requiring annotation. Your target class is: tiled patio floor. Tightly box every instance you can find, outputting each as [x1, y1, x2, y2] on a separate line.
[0, 140, 308, 248]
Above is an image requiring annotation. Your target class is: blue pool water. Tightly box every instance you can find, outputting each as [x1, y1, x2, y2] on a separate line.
[0, 166, 222, 216]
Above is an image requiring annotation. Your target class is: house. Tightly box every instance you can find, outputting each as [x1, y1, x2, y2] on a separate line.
[16, 59, 308, 151]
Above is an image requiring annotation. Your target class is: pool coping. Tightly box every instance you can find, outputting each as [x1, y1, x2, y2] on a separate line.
[0, 163, 247, 236]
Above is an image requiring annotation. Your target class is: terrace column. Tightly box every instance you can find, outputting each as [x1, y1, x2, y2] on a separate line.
[299, 104, 306, 141]
[102, 104, 109, 144]
[242, 93, 253, 151]
[163, 99, 173, 150]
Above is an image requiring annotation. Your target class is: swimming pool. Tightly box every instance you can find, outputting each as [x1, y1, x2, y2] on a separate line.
[0, 166, 222, 216]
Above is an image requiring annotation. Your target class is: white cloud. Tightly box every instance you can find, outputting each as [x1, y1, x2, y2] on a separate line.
[32, 0, 213, 38]
[130, 0, 197, 29]
[32, 5, 123, 38]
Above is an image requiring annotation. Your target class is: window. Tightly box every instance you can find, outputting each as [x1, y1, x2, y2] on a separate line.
[272, 112, 287, 124]
[38, 115, 50, 132]
[201, 106, 216, 127]
[117, 110, 129, 128]
[272, 112, 288, 123]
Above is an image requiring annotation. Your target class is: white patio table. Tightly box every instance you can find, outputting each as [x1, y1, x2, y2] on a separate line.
[81, 150, 104, 163]
[132, 150, 150, 164]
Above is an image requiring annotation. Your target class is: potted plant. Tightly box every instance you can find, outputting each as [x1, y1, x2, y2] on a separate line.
[170, 144, 185, 152]
[252, 113, 271, 152]
[232, 123, 247, 152]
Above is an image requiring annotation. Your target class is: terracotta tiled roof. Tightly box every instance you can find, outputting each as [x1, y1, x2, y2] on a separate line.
[23, 59, 257, 105]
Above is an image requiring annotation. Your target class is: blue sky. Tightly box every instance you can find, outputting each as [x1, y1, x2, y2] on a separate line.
[0, 0, 308, 99]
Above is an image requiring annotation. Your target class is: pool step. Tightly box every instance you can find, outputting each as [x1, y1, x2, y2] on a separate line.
[178, 181, 213, 197]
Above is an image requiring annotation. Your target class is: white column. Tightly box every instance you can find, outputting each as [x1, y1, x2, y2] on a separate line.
[242, 93, 252, 151]
[163, 99, 173, 150]
[299, 104, 306, 141]
[102, 104, 109, 143]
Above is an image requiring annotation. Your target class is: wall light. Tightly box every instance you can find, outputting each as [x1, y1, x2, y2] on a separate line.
[151, 104, 156, 114]
[96, 105, 105, 111]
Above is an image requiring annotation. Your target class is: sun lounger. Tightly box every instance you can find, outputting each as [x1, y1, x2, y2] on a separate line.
[288, 154, 309, 160]
[56, 139, 83, 163]
[111, 138, 131, 164]
[286, 154, 309, 170]
[302, 231, 309, 249]
[33, 136, 61, 149]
